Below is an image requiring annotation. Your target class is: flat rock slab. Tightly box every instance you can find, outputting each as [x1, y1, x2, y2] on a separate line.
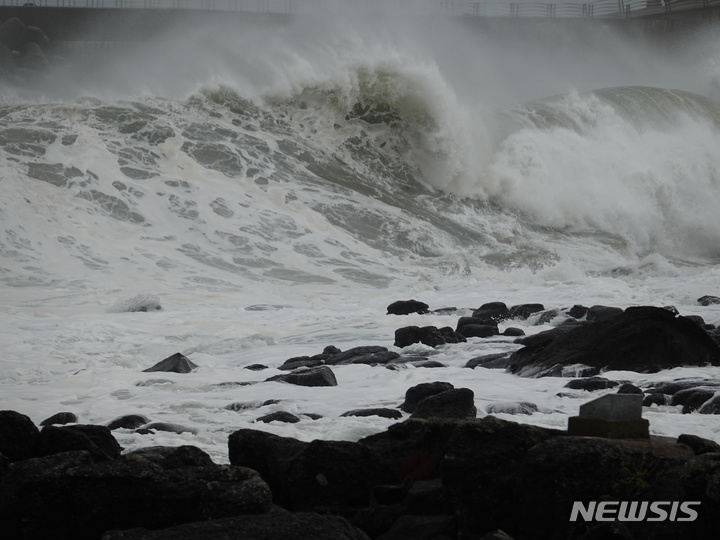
[567, 417, 650, 439]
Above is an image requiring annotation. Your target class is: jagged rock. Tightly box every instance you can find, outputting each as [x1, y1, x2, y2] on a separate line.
[136, 422, 197, 435]
[586, 305, 624, 321]
[40, 412, 78, 426]
[107, 414, 150, 430]
[486, 402, 538, 415]
[102, 507, 371, 540]
[387, 299, 430, 315]
[265, 366, 338, 387]
[0, 451, 272, 538]
[410, 388, 477, 420]
[143, 352, 198, 374]
[465, 352, 513, 369]
[0, 410, 39, 462]
[341, 408, 404, 420]
[400, 382, 455, 413]
[677, 434, 720, 455]
[257, 411, 301, 424]
[507, 307, 720, 377]
[698, 295, 720, 306]
[509, 303, 544, 320]
[564, 377, 621, 392]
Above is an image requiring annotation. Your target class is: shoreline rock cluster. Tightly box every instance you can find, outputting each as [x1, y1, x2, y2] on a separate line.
[2, 296, 720, 538]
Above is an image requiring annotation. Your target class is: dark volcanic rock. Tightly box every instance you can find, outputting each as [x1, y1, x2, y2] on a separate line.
[698, 394, 720, 414]
[325, 346, 396, 365]
[698, 295, 720, 306]
[37, 424, 121, 461]
[278, 356, 323, 371]
[143, 352, 198, 373]
[107, 414, 150, 430]
[586, 305, 624, 321]
[400, 382, 455, 413]
[502, 327, 525, 337]
[39, 411, 78, 426]
[341, 408, 404, 420]
[394, 325, 450, 348]
[564, 377, 621, 392]
[127, 445, 215, 468]
[465, 352, 513, 369]
[0, 451, 272, 539]
[387, 299, 430, 315]
[0, 410, 39, 462]
[244, 363, 269, 371]
[567, 304, 589, 319]
[669, 387, 716, 413]
[257, 411, 301, 424]
[266, 366, 338, 387]
[616, 383, 643, 394]
[509, 303, 544, 320]
[643, 392, 667, 407]
[507, 306, 720, 377]
[136, 422, 197, 435]
[517, 436, 696, 540]
[485, 402, 538, 415]
[410, 388, 477, 420]
[102, 507, 371, 540]
[457, 324, 498, 339]
[229, 429, 393, 512]
[677, 434, 720, 455]
[472, 302, 511, 322]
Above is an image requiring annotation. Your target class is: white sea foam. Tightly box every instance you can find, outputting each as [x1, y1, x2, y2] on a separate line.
[1, 13, 720, 464]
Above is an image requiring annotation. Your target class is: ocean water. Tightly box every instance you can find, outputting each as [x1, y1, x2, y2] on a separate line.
[1, 12, 720, 464]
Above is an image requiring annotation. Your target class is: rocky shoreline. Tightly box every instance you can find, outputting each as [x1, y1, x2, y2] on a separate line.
[2, 297, 720, 539]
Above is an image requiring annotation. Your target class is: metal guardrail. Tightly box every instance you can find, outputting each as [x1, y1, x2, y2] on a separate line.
[1, 0, 719, 18]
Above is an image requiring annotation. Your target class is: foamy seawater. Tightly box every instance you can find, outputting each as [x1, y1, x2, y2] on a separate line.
[1, 11, 720, 463]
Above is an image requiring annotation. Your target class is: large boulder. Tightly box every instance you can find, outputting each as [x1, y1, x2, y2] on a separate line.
[507, 306, 720, 377]
[228, 429, 394, 512]
[410, 388, 477, 420]
[0, 410, 39, 462]
[516, 436, 705, 540]
[0, 451, 272, 539]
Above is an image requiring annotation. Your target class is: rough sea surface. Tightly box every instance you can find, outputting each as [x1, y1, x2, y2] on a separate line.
[1, 12, 719, 463]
